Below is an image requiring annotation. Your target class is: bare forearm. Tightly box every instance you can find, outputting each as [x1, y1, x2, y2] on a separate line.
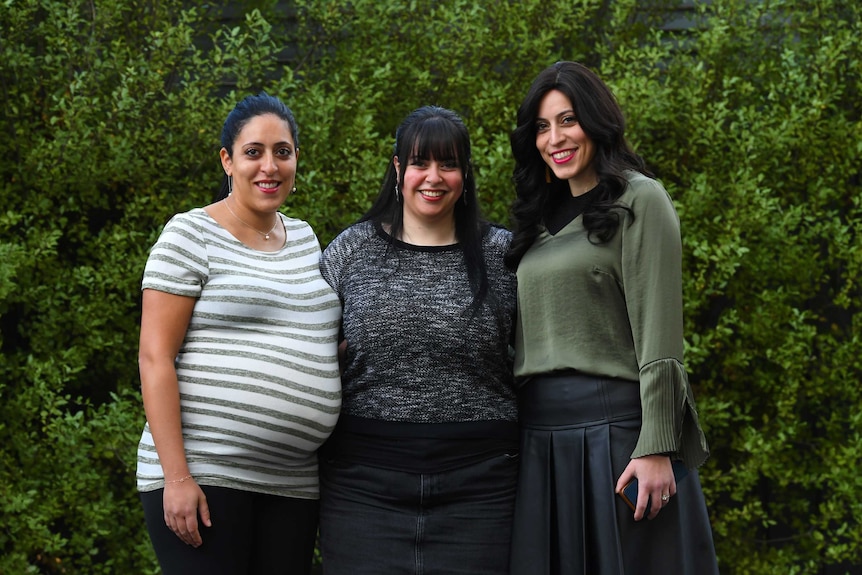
[139, 289, 197, 480]
[140, 358, 190, 480]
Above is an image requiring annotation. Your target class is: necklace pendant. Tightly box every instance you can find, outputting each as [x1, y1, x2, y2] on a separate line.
[264, 234, 270, 240]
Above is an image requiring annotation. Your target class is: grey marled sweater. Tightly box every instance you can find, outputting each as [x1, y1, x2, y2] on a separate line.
[320, 220, 518, 425]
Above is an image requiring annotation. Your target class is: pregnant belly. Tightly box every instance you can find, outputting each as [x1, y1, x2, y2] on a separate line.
[179, 375, 341, 461]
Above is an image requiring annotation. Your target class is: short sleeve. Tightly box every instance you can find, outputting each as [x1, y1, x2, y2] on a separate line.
[141, 213, 208, 297]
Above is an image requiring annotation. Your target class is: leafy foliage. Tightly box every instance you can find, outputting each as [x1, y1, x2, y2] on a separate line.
[602, 1, 862, 570]
[0, 0, 859, 572]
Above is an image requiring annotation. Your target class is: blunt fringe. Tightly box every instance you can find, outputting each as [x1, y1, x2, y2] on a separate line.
[361, 106, 492, 315]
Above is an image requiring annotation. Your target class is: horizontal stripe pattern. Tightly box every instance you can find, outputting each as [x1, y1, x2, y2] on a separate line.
[136, 208, 342, 499]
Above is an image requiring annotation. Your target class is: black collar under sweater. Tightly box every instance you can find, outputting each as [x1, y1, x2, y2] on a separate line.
[544, 185, 600, 235]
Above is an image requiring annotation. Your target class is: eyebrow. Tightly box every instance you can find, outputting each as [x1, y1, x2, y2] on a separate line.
[241, 141, 294, 148]
[536, 108, 575, 122]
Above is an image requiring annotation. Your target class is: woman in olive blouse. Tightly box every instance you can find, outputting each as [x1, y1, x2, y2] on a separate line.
[505, 61, 719, 574]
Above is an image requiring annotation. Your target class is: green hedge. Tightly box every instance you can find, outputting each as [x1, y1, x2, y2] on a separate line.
[1, 0, 859, 572]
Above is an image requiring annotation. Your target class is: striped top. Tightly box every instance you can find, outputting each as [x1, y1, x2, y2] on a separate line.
[136, 208, 342, 499]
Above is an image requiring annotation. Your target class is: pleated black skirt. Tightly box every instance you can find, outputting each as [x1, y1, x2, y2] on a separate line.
[509, 373, 719, 575]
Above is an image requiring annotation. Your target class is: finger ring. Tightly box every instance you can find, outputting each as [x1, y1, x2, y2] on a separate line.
[661, 494, 670, 502]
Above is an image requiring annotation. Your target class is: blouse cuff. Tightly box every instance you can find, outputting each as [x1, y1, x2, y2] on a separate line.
[631, 358, 710, 468]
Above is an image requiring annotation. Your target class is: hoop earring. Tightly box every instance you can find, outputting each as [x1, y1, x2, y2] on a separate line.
[545, 166, 552, 184]
[395, 182, 401, 202]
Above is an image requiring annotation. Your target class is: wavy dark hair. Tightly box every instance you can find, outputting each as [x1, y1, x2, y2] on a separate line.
[504, 61, 650, 269]
[361, 105, 491, 313]
[213, 92, 300, 202]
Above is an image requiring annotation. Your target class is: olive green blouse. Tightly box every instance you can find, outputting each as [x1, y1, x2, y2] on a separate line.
[514, 171, 710, 468]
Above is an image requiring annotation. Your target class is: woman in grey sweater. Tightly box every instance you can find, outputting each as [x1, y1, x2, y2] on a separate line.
[505, 61, 719, 574]
[318, 106, 518, 574]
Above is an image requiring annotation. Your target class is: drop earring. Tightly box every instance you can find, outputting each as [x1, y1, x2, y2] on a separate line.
[545, 166, 552, 183]
[229, 175, 234, 194]
[395, 182, 401, 202]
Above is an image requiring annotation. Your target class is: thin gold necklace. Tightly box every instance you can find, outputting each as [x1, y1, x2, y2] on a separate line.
[224, 196, 280, 241]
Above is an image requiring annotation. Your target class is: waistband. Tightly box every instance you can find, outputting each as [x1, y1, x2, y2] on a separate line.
[321, 415, 519, 473]
[518, 372, 641, 429]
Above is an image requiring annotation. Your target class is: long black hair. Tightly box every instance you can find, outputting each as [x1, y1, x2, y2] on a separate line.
[361, 105, 491, 313]
[504, 61, 650, 269]
[213, 92, 300, 202]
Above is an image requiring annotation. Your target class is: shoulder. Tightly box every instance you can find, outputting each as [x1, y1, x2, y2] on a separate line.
[143, 210, 211, 288]
[621, 171, 672, 205]
[616, 173, 682, 251]
[325, 220, 377, 251]
[153, 208, 212, 247]
[483, 223, 514, 252]
[620, 171, 678, 221]
[280, 213, 311, 232]
[320, 221, 378, 287]
[322, 221, 378, 266]
[162, 208, 208, 230]
[279, 213, 320, 243]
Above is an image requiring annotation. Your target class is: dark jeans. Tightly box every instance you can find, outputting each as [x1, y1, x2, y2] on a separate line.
[318, 453, 518, 575]
[141, 485, 319, 575]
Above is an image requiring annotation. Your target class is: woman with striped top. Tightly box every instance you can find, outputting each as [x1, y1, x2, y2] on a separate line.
[137, 93, 341, 575]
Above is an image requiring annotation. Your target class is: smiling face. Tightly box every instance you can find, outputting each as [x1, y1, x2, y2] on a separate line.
[220, 113, 298, 214]
[535, 89, 597, 196]
[395, 152, 464, 226]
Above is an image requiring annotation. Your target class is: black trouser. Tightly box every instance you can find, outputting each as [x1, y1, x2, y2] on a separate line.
[141, 485, 319, 575]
